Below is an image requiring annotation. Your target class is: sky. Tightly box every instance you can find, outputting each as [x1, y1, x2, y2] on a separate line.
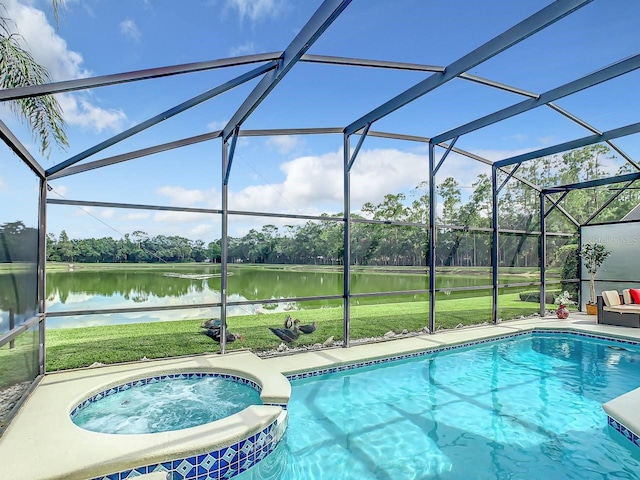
[1, 0, 639, 242]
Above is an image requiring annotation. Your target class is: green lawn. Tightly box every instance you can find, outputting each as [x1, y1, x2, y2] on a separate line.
[44, 293, 560, 372]
[0, 330, 39, 389]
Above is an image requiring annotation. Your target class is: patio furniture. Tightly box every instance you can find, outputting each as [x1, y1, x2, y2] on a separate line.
[597, 290, 640, 328]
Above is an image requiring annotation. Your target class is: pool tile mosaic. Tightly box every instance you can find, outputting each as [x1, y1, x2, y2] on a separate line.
[285, 329, 640, 381]
[90, 420, 282, 480]
[608, 416, 640, 448]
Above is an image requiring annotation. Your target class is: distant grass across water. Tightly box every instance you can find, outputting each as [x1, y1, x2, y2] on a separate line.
[44, 292, 565, 372]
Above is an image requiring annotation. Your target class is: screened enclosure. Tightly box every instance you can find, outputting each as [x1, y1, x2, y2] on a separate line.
[1, 0, 640, 432]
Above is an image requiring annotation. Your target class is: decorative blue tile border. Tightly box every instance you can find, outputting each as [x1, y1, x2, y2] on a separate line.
[90, 414, 287, 480]
[286, 329, 640, 381]
[534, 328, 640, 347]
[71, 372, 261, 418]
[608, 416, 640, 449]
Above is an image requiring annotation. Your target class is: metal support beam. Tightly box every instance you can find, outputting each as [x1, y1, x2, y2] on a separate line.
[428, 142, 436, 333]
[0, 120, 45, 179]
[48, 131, 221, 180]
[0, 315, 41, 350]
[38, 179, 47, 375]
[547, 103, 639, 171]
[546, 102, 601, 135]
[495, 121, 640, 169]
[220, 141, 229, 355]
[49, 128, 343, 180]
[491, 165, 499, 323]
[458, 74, 640, 174]
[47, 198, 222, 214]
[46, 62, 277, 177]
[543, 192, 580, 227]
[224, 126, 240, 185]
[496, 163, 522, 194]
[433, 136, 458, 175]
[0, 53, 281, 101]
[544, 191, 569, 217]
[539, 192, 546, 317]
[584, 180, 635, 224]
[346, 123, 370, 172]
[606, 141, 640, 171]
[222, 0, 351, 143]
[433, 53, 640, 144]
[459, 73, 539, 98]
[544, 172, 640, 194]
[301, 54, 444, 72]
[345, 0, 592, 136]
[343, 134, 351, 347]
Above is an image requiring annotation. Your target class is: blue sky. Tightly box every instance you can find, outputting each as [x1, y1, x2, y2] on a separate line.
[1, 0, 639, 241]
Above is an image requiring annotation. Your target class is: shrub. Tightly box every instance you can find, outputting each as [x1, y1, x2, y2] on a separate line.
[560, 244, 579, 299]
[519, 290, 560, 304]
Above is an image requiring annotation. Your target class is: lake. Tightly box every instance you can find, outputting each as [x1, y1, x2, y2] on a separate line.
[0, 264, 538, 330]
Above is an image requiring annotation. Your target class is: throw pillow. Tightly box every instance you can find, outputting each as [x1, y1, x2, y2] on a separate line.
[630, 288, 640, 304]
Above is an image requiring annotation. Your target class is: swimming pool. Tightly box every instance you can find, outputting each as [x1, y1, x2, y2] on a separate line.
[239, 332, 640, 479]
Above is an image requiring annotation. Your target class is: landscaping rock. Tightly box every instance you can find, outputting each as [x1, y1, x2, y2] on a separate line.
[0, 381, 31, 427]
[322, 336, 334, 347]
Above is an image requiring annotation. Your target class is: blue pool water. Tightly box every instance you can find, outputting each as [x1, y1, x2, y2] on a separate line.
[72, 375, 262, 434]
[240, 333, 640, 479]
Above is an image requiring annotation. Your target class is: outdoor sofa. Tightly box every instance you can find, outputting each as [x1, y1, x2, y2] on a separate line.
[597, 289, 640, 328]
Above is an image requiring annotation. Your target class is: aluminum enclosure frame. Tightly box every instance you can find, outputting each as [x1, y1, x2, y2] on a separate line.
[1, 0, 639, 382]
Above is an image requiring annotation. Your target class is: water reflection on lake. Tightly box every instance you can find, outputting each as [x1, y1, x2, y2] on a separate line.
[1, 265, 507, 330]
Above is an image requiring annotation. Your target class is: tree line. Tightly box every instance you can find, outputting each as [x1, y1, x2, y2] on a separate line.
[2, 146, 638, 268]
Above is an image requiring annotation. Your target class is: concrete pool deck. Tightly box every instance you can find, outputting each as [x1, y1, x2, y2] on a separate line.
[1, 313, 639, 479]
[0, 351, 290, 480]
[261, 313, 640, 374]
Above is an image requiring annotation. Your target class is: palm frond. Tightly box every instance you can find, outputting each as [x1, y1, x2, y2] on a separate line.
[0, 29, 68, 157]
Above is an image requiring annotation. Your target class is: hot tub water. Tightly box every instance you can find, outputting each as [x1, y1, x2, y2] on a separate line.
[71, 373, 263, 434]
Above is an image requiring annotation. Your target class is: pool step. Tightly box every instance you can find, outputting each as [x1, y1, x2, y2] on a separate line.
[603, 386, 640, 452]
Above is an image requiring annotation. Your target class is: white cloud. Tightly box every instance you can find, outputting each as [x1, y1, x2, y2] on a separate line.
[229, 41, 256, 57]
[156, 186, 215, 206]
[225, 0, 283, 22]
[502, 133, 528, 142]
[188, 224, 216, 237]
[266, 135, 303, 154]
[74, 206, 93, 216]
[58, 95, 127, 133]
[3, 0, 128, 133]
[227, 148, 429, 213]
[100, 209, 116, 219]
[0, 176, 5, 191]
[119, 19, 141, 41]
[6, 0, 91, 81]
[120, 212, 150, 221]
[48, 184, 69, 197]
[149, 146, 527, 228]
[153, 211, 212, 223]
[207, 120, 227, 132]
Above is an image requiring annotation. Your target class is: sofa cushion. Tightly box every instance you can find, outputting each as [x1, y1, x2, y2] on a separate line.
[602, 290, 622, 307]
[604, 304, 640, 314]
[623, 289, 633, 304]
[630, 289, 640, 304]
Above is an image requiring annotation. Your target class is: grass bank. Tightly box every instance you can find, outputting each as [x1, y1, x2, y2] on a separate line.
[44, 293, 563, 372]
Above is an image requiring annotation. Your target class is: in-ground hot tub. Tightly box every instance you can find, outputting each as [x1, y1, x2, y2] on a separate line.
[0, 351, 291, 480]
[71, 372, 264, 434]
